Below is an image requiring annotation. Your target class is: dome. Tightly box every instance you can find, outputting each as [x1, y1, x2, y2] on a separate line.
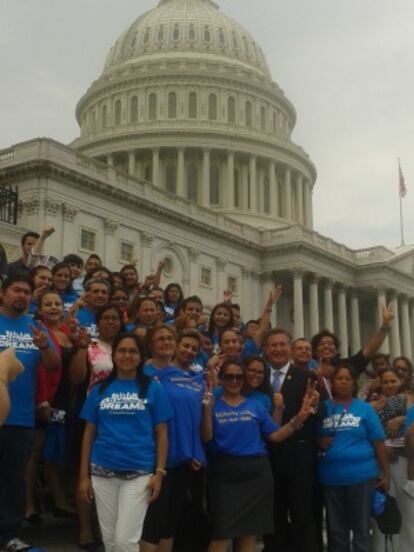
[102, 0, 271, 79]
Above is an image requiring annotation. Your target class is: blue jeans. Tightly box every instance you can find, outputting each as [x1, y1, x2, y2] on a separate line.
[323, 478, 376, 552]
[0, 426, 35, 542]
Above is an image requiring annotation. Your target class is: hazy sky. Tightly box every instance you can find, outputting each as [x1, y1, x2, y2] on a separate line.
[1, 0, 413, 250]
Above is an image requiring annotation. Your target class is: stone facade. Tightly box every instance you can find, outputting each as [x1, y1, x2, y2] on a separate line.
[1, 0, 414, 357]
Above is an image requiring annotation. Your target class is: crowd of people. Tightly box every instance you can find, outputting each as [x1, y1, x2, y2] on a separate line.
[0, 227, 414, 552]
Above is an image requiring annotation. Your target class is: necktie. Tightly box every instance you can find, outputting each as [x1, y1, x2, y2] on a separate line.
[273, 370, 282, 392]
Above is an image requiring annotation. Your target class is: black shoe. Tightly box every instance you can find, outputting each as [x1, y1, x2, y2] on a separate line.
[24, 513, 43, 526]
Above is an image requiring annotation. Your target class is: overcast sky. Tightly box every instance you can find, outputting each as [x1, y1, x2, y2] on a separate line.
[1, 0, 413, 250]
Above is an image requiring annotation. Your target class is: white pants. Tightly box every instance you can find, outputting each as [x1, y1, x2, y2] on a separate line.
[373, 455, 414, 552]
[92, 474, 151, 552]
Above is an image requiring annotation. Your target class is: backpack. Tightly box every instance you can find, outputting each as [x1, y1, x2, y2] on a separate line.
[376, 494, 402, 552]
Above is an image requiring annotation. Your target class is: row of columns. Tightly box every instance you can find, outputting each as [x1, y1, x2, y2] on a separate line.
[107, 148, 314, 227]
[291, 271, 413, 359]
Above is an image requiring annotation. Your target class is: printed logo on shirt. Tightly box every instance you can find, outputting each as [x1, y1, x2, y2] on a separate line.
[323, 413, 361, 430]
[0, 330, 36, 351]
[169, 376, 203, 392]
[215, 409, 255, 424]
[100, 392, 148, 414]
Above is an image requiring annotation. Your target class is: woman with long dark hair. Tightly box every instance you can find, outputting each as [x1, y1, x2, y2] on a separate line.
[79, 333, 171, 552]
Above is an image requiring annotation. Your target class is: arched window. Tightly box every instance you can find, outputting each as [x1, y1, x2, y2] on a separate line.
[263, 177, 270, 213]
[188, 92, 197, 119]
[149, 93, 157, 120]
[227, 96, 236, 123]
[232, 31, 238, 49]
[260, 106, 266, 130]
[272, 112, 277, 134]
[157, 25, 164, 42]
[168, 92, 177, 119]
[210, 165, 220, 205]
[218, 28, 225, 46]
[187, 163, 198, 201]
[234, 169, 240, 207]
[101, 105, 107, 129]
[208, 93, 217, 121]
[204, 25, 211, 42]
[130, 96, 138, 123]
[245, 101, 252, 128]
[143, 28, 150, 44]
[172, 23, 180, 41]
[114, 100, 122, 126]
[165, 162, 177, 193]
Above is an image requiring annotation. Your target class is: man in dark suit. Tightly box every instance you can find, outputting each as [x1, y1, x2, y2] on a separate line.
[262, 328, 320, 552]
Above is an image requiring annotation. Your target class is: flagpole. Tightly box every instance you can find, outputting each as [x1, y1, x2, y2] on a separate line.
[398, 157, 405, 246]
[400, 193, 405, 246]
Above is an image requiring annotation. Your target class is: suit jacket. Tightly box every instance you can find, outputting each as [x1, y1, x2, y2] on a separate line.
[268, 364, 318, 475]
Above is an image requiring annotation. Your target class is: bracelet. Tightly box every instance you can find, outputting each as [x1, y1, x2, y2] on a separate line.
[379, 325, 390, 334]
[155, 468, 167, 476]
[0, 378, 8, 387]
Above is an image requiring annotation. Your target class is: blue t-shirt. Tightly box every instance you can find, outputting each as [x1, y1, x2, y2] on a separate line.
[80, 378, 172, 472]
[404, 404, 414, 433]
[190, 350, 208, 373]
[242, 338, 262, 360]
[76, 307, 97, 338]
[209, 396, 278, 457]
[0, 313, 53, 427]
[214, 387, 272, 413]
[157, 367, 206, 467]
[317, 398, 385, 486]
[62, 290, 78, 312]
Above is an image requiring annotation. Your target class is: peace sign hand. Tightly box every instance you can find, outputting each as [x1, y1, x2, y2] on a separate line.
[29, 321, 49, 350]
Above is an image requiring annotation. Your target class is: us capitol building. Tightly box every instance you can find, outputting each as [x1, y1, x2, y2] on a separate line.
[1, 0, 414, 358]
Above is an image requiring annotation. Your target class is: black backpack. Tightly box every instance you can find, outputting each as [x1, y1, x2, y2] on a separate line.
[376, 494, 402, 552]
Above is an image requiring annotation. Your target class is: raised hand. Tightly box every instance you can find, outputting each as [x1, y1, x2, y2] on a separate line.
[202, 381, 214, 406]
[33, 285, 49, 301]
[29, 321, 49, 350]
[381, 304, 394, 327]
[41, 225, 55, 238]
[223, 288, 233, 303]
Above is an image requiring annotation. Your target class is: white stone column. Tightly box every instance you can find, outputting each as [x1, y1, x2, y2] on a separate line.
[304, 180, 313, 229]
[296, 173, 304, 225]
[283, 166, 292, 220]
[152, 148, 160, 186]
[177, 147, 185, 197]
[201, 148, 210, 207]
[323, 280, 334, 332]
[309, 275, 319, 337]
[293, 269, 304, 338]
[350, 291, 361, 354]
[249, 155, 257, 212]
[337, 286, 349, 357]
[128, 150, 136, 176]
[400, 296, 412, 358]
[107, 153, 114, 167]
[389, 293, 401, 358]
[225, 150, 235, 209]
[269, 160, 277, 217]
[377, 289, 390, 354]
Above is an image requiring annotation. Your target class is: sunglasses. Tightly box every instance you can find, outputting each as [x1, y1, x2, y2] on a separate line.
[221, 373, 244, 382]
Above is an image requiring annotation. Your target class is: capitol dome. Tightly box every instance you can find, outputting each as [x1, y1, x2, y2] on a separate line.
[73, 0, 316, 230]
[103, 0, 271, 79]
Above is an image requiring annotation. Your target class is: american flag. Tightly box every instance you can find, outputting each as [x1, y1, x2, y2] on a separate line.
[399, 161, 407, 198]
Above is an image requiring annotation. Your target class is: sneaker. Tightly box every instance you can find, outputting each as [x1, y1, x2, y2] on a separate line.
[3, 538, 32, 552]
[403, 480, 414, 499]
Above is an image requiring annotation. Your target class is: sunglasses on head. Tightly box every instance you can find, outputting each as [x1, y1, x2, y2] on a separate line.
[221, 373, 244, 382]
